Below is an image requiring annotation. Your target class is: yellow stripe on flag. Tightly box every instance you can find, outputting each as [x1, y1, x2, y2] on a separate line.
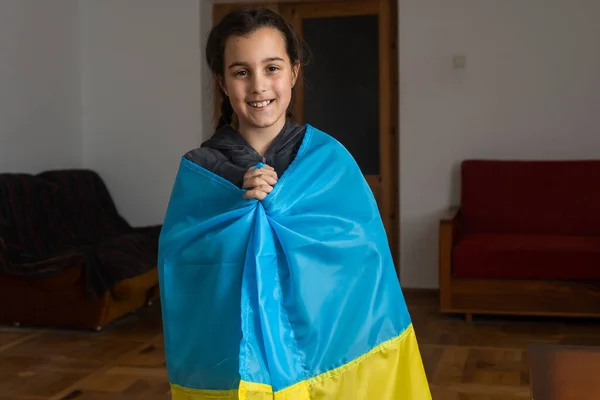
[171, 324, 431, 400]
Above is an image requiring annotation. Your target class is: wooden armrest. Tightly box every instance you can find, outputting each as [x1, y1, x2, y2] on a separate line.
[439, 206, 460, 311]
[440, 206, 460, 223]
[111, 267, 158, 301]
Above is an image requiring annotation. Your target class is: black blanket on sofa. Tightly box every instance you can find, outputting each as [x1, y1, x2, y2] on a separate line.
[0, 170, 160, 297]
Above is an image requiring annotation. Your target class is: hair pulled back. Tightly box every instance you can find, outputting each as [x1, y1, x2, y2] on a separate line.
[206, 7, 310, 128]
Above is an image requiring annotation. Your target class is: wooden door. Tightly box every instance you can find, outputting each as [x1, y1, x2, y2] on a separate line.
[212, 0, 399, 269]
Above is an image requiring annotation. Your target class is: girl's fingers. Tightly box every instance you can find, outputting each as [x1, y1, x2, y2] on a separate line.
[243, 171, 278, 187]
[252, 168, 277, 181]
[242, 164, 278, 198]
[243, 176, 275, 189]
[243, 185, 272, 201]
[258, 175, 277, 186]
[263, 169, 278, 180]
[247, 164, 274, 172]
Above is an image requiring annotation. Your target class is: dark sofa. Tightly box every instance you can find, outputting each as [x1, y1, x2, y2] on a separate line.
[0, 169, 161, 330]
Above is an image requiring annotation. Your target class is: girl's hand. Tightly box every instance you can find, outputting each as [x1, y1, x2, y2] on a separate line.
[242, 165, 278, 200]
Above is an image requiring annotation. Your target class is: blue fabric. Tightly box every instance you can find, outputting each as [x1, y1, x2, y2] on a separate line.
[158, 125, 412, 391]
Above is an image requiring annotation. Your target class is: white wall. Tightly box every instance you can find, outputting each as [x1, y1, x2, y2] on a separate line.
[76, 0, 600, 285]
[399, 0, 600, 287]
[80, 0, 211, 227]
[0, 0, 81, 173]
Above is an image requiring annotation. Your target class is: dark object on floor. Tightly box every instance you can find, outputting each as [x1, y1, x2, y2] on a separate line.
[0, 169, 161, 330]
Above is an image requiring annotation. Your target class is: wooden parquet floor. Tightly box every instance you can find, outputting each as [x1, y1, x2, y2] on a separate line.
[2, 291, 600, 399]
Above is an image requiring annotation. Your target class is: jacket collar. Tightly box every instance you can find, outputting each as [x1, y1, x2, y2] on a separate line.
[202, 121, 304, 158]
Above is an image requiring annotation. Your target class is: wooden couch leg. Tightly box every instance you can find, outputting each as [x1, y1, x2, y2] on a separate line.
[465, 313, 473, 323]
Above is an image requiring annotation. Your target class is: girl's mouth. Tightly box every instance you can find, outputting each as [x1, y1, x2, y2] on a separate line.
[248, 99, 273, 108]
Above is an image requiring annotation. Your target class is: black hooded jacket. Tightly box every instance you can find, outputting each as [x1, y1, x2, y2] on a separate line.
[184, 121, 307, 188]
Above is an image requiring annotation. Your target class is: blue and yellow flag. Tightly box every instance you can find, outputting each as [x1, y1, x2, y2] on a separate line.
[158, 125, 431, 399]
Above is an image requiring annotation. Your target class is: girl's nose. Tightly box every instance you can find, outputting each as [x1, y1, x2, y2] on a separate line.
[251, 74, 268, 94]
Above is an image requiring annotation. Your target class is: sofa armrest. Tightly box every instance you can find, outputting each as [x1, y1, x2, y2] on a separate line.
[22, 263, 84, 291]
[111, 267, 158, 301]
[439, 207, 460, 311]
[0, 250, 86, 291]
[440, 206, 460, 223]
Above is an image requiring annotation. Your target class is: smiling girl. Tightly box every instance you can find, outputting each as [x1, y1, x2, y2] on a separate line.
[160, 6, 430, 400]
[185, 8, 309, 200]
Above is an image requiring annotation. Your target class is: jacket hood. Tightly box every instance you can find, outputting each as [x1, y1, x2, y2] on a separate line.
[202, 121, 305, 158]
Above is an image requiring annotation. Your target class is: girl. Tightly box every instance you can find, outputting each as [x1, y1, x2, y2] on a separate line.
[159, 7, 431, 400]
[185, 7, 309, 200]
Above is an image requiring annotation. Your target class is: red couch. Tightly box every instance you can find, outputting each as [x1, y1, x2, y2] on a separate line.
[439, 160, 600, 320]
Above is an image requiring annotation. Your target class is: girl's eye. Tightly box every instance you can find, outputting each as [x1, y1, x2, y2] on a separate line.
[267, 66, 280, 73]
[234, 70, 247, 77]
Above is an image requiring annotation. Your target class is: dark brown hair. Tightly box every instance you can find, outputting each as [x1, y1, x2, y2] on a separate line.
[206, 7, 310, 128]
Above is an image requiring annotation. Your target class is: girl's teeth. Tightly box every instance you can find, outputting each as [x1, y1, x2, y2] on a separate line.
[250, 100, 271, 108]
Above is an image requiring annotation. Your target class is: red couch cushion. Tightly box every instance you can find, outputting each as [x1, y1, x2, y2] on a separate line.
[453, 234, 600, 280]
[461, 160, 600, 236]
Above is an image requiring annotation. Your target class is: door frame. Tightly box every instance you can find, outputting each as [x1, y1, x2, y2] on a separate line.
[210, 0, 400, 275]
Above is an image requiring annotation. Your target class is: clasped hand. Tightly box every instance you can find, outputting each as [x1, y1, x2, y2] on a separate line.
[242, 165, 278, 200]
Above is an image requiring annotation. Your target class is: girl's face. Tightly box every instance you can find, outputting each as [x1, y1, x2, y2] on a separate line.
[221, 27, 299, 136]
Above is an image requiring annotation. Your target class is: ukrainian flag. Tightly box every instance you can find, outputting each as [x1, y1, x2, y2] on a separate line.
[158, 125, 431, 399]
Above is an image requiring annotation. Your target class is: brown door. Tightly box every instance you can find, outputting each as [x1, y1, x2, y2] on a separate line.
[212, 0, 399, 269]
